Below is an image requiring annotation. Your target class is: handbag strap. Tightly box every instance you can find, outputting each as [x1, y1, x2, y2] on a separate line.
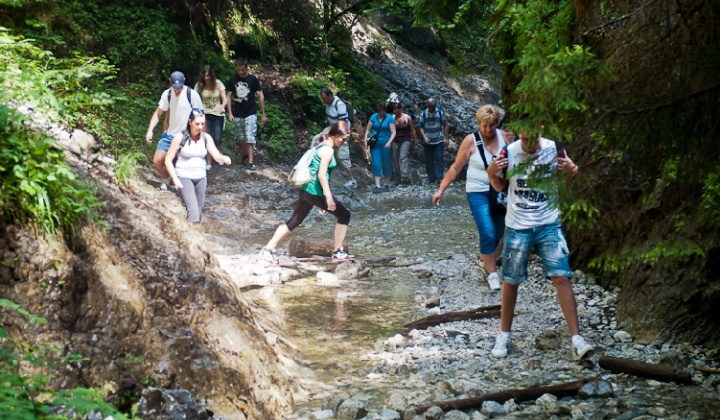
[473, 132, 490, 169]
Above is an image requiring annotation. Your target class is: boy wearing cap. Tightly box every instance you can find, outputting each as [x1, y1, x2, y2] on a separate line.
[146, 71, 205, 190]
[226, 57, 266, 171]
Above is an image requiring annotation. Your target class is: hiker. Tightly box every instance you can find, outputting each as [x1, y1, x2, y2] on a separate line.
[364, 103, 396, 193]
[164, 109, 231, 225]
[260, 121, 355, 265]
[432, 105, 507, 290]
[418, 97, 449, 184]
[226, 57, 266, 171]
[392, 102, 419, 185]
[194, 65, 227, 171]
[145, 71, 204, 190]
[319, 88, 357, 188]
[486, 114, 594, 360]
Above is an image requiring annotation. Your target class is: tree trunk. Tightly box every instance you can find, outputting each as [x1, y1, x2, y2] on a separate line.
[598, 356, 692, 385]
[288, 237, 346, 258]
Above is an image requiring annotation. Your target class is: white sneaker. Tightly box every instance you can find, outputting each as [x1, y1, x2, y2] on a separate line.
[206, 164, 213, 171]
[160, 177, 171, 191]
[571, 335, 595, 361]
[492, 332, 511, 358]
[260, 248, 279, 266]
[343, 179, 357, 188]
[487, 272, 501, 290]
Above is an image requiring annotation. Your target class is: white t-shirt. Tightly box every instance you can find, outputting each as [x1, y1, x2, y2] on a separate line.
[175, 133, 208, 179]
[158, 86, 204, 136]
[499, 137, 562, 230]
[466, 129, 507, 193]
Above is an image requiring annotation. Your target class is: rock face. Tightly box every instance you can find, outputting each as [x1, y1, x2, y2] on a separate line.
[0, 129, 293, 419]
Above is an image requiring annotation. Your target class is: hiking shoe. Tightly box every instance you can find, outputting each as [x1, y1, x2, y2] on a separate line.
[487, 272, 502, 291]
[242, 155, 248, 165]
[343, 178, 358, 188]
[206, 164, 213, 171]
[248, 164, 257, 171]
[491, 332, 511, 358]
[372, 185, 382, 194]
[571, 335, 595, 361]
[160, 177, 171, 191]
[384, 183, 391, 191]
[260, 248, 279, 266]
[331, 247, 355, 261]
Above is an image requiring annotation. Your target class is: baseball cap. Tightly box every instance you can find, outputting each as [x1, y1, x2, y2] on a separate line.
[170, 71, 185, 89]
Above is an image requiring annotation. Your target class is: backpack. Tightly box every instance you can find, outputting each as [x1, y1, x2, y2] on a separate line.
[167, 86, 194, 106]
[288, 145, 321, 187]
[421, 107, 444, 122]
[332, 96, 355, 125]
[172, 131, 206, 166]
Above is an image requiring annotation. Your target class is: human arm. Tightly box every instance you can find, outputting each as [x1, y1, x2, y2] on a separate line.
[384, 123, 396, 149]
[257, 90, 267, 124]
[226, 90, 234, 122]
[364, 119, 375, 144]
[443, 123, 450, 146]
[164, 133, 185, 189]
[432, 134, 475, 206]
[407, 115, 419, 150]
[146, 107, 165, 142]
[316, 147, 336, 210]
[219, 89, 228, 111]
[206, 134, 232, 165]
[558, 154, 579, 181]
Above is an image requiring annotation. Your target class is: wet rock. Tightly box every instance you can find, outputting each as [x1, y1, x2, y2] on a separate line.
[136, 387, 212, 420]
[535, 329, 562, 350]
[337, 399, 369, 420]
[442, 410, 470, 420]
[536, 393, 558, 413]
[378, 406, 401, 420]
[420, 406, 443, 420]
[614, 331, 633, 342]
[335, 261, 371, 279]
[480, 401, 506, 417]
[322, 394, 345, 411]
[312, 409, 335, 419]
[578, 380, 614, 399]
[317, 271, 342, 287]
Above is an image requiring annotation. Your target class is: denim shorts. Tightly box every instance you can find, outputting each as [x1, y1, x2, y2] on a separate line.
[501, 219, 573, 285]
[157, 132, 174, 151]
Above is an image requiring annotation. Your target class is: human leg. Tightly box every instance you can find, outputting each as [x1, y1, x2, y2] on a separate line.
[380, 144, 393, 182]
[391, 142, 400, 179]
[399, 141, 411, 181]
[194, 177, 207, 222]
[245, 114, 258, 165]
[153, 150, 170, 180]
[423, 144, 436, 182]
[178, 177, 201, 223]
[371, 146, 383, 189]
[206, 115, 223, 164]
[467, 192, 502, 288]
[433, 142, 445, 181]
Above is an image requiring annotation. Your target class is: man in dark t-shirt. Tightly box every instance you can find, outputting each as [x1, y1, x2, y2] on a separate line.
[226, 57, 266, 170]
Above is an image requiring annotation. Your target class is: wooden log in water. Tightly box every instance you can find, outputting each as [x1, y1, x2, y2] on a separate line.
[598, 355, 693, 384]
[288, 237, 347, 258]
[413, 377, 600, 414]
[402, 305, 502, 332]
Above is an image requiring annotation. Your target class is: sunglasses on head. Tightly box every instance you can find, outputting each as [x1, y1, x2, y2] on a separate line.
[190, 108, 205, 117]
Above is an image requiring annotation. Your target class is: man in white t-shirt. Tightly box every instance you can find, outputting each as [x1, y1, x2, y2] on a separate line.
[487, 121, 594, 361]
[145, 71, 204, 190]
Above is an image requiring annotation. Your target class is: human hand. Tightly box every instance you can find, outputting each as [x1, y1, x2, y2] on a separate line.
[222, 155, 232, 165]
[228, 114, 235, 123]
[431, 190, 443, 206]
[385, 142, 392, 149]
[146, 132, 153, 143]
[488, 157, 508, 177]
[326, 196, 336, 211]
[423, 136, 430, 144]
[173, 177, 183, 190]
[558, 157, 578, 175]
[260, 115, 267, 124]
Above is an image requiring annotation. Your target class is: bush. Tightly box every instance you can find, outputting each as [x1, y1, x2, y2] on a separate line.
[258, 103, 297, 163]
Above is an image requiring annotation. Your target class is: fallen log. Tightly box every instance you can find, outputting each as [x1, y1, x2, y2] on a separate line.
[693, 365, 720, 375]
[598, 355, 692, 384]
[402, 305, 501, 332]
[288, 237, 347, 258]
[413, 377, 600, 415]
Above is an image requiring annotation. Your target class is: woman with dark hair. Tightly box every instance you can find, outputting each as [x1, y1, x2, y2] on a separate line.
[195, 65, 227, 170]
[392, 102, 419, 184]
[260, 121, 355, 265]
[165, 109, 231, 225]
[364, 103, 396, 193]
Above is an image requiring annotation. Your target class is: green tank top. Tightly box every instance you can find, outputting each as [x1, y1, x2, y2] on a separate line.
[302, 144, 337, 196]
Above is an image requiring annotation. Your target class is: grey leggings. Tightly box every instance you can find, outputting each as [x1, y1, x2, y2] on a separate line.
[178, 177, 207, 223]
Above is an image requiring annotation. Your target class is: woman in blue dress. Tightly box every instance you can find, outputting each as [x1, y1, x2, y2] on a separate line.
[363, 103, 396, 193]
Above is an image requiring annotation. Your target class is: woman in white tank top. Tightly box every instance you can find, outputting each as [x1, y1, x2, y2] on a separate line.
[164, 109, 231, 225]
[431, 105, 511, 290]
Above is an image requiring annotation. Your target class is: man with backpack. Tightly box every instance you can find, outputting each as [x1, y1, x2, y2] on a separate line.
[418, 97, 449, 184]
[146, 71, 204, 190]
[319, 88, 357, 188]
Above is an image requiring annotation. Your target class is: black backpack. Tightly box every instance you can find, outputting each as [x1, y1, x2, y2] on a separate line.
[166, 86, 194, 106]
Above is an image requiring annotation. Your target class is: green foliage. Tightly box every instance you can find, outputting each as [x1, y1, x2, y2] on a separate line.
[0, 106, 100, 238]
[700, 168, 720, 231]
[589, 239, 706, 273]
[291, 70, 329, 122]
[0, 300, 130, 419]
[114, 151, 145, 188]
[259, 103, 297, 163]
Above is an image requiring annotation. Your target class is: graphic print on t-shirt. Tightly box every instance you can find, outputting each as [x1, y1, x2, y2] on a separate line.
[234, 81, 251, 103]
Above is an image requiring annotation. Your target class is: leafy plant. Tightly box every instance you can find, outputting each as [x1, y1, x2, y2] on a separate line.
[114, 151, 145, 188]
[0, 299, 131, 419]
[258, 103, 297, 163]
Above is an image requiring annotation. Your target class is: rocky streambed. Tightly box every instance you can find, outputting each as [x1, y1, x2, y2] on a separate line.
[199, 164, 720, 420]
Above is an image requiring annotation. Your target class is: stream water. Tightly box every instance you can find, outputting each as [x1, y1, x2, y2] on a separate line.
[205, 168, 720, 419]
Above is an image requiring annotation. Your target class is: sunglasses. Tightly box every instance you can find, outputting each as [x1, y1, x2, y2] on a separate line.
[190, 108, 205, 117]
